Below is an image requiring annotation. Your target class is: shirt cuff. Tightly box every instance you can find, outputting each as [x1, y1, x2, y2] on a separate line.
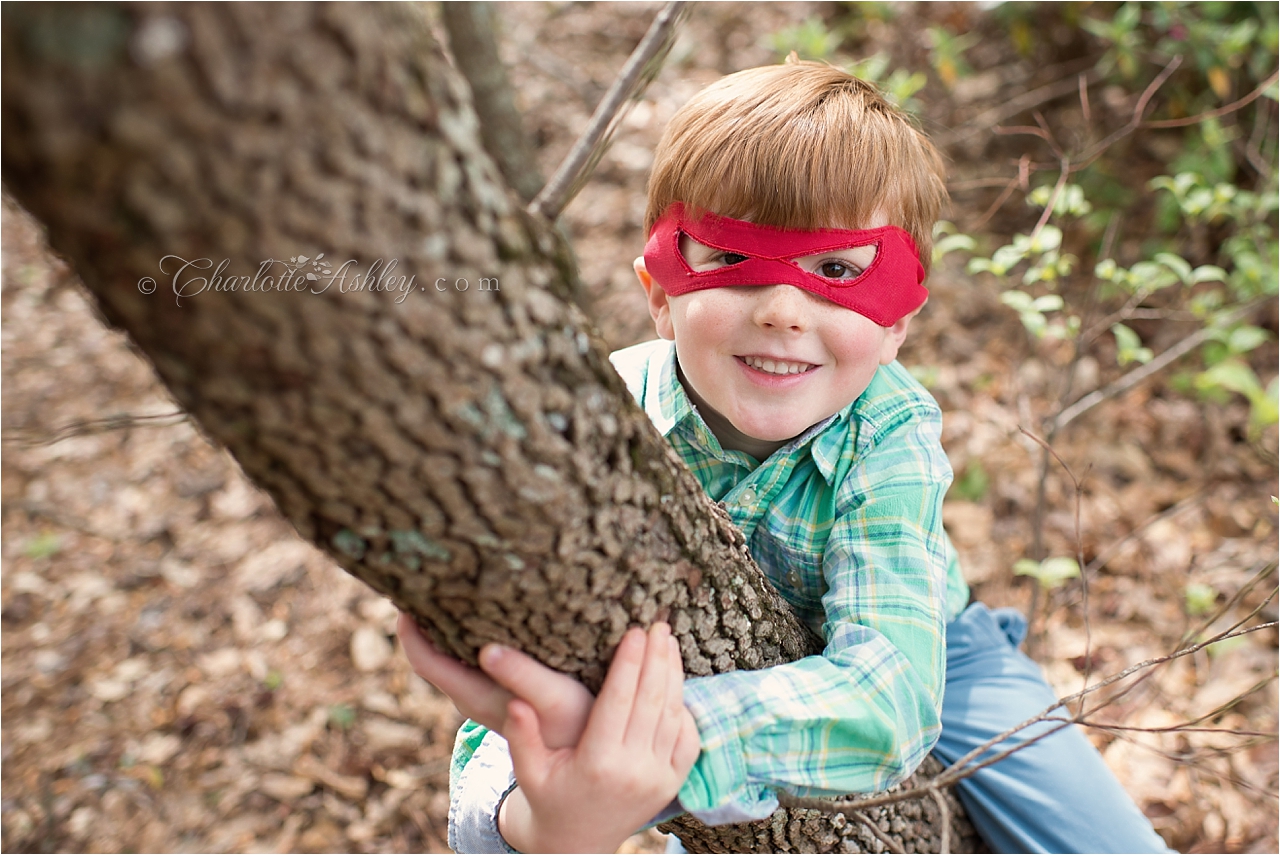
[448, 730, 520, 854]
[677, 675, 780, 825]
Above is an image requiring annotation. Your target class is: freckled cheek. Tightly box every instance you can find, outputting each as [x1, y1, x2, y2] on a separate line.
[825, 326, 888, 370]
[674, 296, 743, 346]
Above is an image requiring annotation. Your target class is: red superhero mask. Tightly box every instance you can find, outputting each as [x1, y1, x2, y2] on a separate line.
[643, 203, 927, 327]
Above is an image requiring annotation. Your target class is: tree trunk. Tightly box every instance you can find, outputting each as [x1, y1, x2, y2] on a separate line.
[0, 3, 975, 851]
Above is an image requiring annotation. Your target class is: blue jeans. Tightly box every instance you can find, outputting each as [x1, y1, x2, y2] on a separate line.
[932, 603, 1173, 853]
[665, 603, 1172, 855]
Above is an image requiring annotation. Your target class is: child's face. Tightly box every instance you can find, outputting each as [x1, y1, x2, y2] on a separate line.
[634, 210, 915, 445]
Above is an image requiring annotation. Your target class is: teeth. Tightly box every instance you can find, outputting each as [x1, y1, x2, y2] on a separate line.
[743, 356, 814, 375]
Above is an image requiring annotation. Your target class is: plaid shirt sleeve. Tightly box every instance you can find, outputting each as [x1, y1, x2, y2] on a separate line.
[677, 395, 953, 823]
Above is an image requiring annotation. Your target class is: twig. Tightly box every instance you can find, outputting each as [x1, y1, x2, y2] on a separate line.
[1079, 491, 1203, 579]
[1181, 562, 1278, 650]
[777, 621, 1277, 815]
[850, 810, 907, 855]
[3, 410, 189, 446]
[968, 175, 1021, 232]
[1245, 97, 1275, 180]
[1057, 295, 1268, 431]
[929, 788, 951, 855]
[440, 2, 544, 203]
[1143, 68, 1279, 129]
[1029, 156, 1070, 242]
[528, 1, 686, 220]
[1076, 56, 1183, 168]
[937, 66, 1102, 147]
[1053, 321, 1213, 431]
[1017, 427, 1095, 709]
[1083, 672, 1278, 735]
[1084, 579, 1279, 720]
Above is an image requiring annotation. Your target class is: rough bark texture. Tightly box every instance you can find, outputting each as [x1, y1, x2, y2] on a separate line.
[1, 3, 975, 851]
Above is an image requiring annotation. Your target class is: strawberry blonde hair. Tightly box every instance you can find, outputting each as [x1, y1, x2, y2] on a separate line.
[644, 60, 948, 272]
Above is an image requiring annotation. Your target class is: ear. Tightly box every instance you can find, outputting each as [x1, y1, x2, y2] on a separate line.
[878, 303, 922, 365]
[635, 257, 675, 340]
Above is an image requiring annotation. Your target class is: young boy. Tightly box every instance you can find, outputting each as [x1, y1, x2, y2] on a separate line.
[399, 60, 1173, 854]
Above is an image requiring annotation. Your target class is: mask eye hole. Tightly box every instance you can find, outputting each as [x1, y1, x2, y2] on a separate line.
[677, 233, 751, 272]
[806, 243, 879, 282]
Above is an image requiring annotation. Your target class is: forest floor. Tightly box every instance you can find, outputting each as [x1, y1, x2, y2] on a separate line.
[2, 3, 1276, 854]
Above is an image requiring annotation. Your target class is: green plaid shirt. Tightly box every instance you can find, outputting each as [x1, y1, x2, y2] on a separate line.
[451, 339, 969, 825]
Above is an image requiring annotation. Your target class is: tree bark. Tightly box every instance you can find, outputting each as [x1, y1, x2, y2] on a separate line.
[1, 3, 976, 851]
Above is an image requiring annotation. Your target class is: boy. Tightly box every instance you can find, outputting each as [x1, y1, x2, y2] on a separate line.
[400, 60, 1172, 854]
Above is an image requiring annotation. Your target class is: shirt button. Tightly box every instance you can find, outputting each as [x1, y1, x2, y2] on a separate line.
[785, 570, 801, 587]
[740, 487, 757, 506]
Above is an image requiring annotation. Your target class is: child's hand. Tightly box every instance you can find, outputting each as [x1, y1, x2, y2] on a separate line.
[396, 612, 593, 749]
[497, 622, 700, 854]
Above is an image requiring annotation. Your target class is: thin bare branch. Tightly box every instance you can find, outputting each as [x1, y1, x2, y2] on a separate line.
[528, 1, 686, 220]
[1143, 68, 1279, 129]
[1029, 157, 1071, 242]
[1082, 672, 1278, 735]
[1077, 56, 1183, 168]
[1053, 307, 1237, 431]
[3, 411, 189, 446]
[1181, 562, 1278, 649]
[930, 788, 951, 855]
[777, 621, 1277, 816]
[968, 175, 1022, 231]
[851, 810, 907, 855]
[1081, 492, 1203, 578]
[937, 66, 1102, 147]
[440, 2, 544, 203]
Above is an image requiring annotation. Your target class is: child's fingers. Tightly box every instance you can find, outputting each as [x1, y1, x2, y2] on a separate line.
[651, 634, 688, 758]
[504, 699, 553, 790]
[396, 612, 512, 728]
[622, 623, 674, 746]
[479, 645, 593, 749]
[581, 627, 646, 745]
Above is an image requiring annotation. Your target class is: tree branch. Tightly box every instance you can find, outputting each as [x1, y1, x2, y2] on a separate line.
[1052, 304, 1248, 432]
[440, 2, 544, 203]
[528, 1, 686, 220]
[1143, 68, 1279, 129]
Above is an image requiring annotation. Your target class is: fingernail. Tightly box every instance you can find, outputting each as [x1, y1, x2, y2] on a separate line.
[479, 644, 506, 668]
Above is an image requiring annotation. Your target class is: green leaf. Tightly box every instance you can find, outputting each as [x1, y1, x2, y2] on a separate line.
[1207, 634, 1247, 658]
[1197, 358, 1263, 397]
[328, 703, 357, 730]
[1226, 325, 1270, 354]
[1032, 295, 1064, 312]
[1013, 559, 1042, 577]
[23, 532, 62, 560]
[1000, 290, 1033, 311]
[1154, 252, 1193, 283]
[934, 233, 977, 260]
[1189, 265, 1227, 285]
[1111, 323, 1141, 351]
[1015, 556, 1081, 590]
[1184, 582, 1218, 616]
[949, 462, 990, 502]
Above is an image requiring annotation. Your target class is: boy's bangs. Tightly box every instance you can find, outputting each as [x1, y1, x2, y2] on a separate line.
[664, 126, 897, 234]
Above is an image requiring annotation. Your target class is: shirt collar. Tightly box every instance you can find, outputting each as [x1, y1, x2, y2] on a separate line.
[644, 339, 854, 484]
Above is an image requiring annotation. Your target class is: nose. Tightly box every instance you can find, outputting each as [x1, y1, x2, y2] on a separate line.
[752, 285, 810, 333]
